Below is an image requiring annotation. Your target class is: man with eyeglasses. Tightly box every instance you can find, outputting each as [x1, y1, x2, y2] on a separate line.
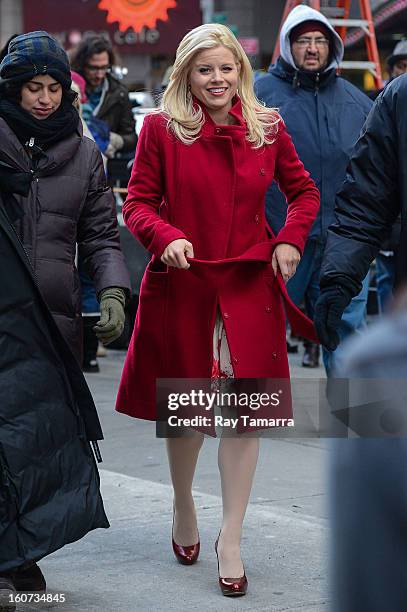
[70, 35, 136, 159]
[255, 5, 372, 375]
[70, 36, 136, 373]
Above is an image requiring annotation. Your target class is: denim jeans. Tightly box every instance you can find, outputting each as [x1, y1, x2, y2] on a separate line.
[287, 240, 369, 377]
[323, 272, 370, 377]
[375, 253, 395, 314]
[287, 240, 322, 320]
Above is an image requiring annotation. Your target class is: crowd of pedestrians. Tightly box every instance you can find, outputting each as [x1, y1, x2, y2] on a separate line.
[0, 8, 406, 610]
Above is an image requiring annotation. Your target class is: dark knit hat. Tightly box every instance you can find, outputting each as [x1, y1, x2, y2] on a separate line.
[290, 20, 332, 43]
[0, 31, 71, 90]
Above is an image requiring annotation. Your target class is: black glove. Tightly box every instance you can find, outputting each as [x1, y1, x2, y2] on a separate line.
[314, 285, 353, 351]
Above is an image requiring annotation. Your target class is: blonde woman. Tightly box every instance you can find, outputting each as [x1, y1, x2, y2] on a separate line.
[116, 24, 319, 596]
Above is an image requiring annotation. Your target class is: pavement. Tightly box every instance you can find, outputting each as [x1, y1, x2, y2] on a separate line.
[17, 343, 331, 612]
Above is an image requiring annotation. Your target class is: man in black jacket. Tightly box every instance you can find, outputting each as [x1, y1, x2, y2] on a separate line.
[315, 74, 407, 353]
[371, 41, 407, 311]
[70, 35, 136, 158]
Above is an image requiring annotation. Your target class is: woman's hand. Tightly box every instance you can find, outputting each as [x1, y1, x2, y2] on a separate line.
[161, 239, 194, 269]
[272, 243, 301, 283]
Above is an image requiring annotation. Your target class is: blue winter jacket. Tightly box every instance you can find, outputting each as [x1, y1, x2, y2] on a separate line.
[255, 59, 373, 242]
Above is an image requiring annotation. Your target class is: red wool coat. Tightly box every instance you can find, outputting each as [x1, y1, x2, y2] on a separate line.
[116, 98, 320, 422]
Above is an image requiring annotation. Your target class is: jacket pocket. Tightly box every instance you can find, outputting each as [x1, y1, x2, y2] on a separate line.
[263, 263, 276, 280]
[138, 260, 169, 373]
[147, 256, 168, 274]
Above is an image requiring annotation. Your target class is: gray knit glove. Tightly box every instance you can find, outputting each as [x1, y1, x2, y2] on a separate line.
[93, 287, 126, 345]
[105, 132, 124, 158]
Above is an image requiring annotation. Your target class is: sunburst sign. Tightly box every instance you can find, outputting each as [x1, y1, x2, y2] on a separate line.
[98, 0, 177, 33]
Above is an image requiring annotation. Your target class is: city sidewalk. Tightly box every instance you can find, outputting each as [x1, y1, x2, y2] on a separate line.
[18, 349, 330, 612]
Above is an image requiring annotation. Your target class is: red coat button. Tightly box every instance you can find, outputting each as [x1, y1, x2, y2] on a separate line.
[272, 352, 277, 359]
[232, 356, 238, 364]
[223, 312, 229, 319]
[215, 128, 221, 134]
[254, 214, 260, 223]
[265, 306, 272, 313]
[260, 168, 265, 175]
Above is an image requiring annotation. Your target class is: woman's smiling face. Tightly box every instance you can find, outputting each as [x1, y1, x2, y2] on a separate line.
[188, 45, 240, 121]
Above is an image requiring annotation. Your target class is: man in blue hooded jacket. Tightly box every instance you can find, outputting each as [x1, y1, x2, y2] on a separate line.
[255, 5, 372, 374]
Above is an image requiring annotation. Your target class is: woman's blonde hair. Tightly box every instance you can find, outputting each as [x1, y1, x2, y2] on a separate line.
[160, 23, 280, 148]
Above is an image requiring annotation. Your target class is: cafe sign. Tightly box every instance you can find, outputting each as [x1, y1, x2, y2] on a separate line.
[23, 0, 201, 54]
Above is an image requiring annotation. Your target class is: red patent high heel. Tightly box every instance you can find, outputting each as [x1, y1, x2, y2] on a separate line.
[172, 508, 200, 565]
[215, 534, 248, 597]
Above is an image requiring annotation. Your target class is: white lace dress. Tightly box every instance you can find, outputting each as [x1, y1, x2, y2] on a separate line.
[211, 309, 234, 380]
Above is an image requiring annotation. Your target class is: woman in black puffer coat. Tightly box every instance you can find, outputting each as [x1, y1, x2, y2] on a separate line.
[0, 31, 131, 608]
[0, 31, 131, 363]
[0, 201, 109, 607]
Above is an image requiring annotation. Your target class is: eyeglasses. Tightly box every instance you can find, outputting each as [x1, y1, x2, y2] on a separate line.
[294, 37, 330, 48]
[85, 64, 112, 74]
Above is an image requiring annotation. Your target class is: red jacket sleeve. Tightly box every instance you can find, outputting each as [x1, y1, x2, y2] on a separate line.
[272, 122, 320, 254]
[123, 113, 186, 257]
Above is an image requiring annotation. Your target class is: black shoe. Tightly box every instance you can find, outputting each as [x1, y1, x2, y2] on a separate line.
[0, 575, 16, 611]
[11, 562, 46, 592]
[286, 340, 298, 354]
[302, 343, 320, 368]
[82, 359, 100, 373]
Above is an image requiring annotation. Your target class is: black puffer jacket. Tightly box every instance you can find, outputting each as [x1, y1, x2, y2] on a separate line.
[0, 204, 108, 573]
[0, 118, 131, 362]
[320, 74, 407, 295]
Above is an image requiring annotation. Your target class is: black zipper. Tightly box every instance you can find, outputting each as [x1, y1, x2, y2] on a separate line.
[314, 72, 320, 96]
[0, 444, 19, 515]
[3, 202, 41, 287]
[0, 449, 11, 488]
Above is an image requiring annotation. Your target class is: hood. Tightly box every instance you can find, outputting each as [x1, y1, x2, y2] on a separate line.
[280, 5, 344, 72]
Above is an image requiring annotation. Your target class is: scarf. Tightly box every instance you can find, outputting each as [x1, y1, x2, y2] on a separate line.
[0, 98, 79, 220]
[0, 97, 79, 150]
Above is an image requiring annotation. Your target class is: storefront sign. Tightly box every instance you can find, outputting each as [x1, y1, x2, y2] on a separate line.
[98, 0, 177, 33]
[238, 37, 259, 56]
[22, 0, 201, 53]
